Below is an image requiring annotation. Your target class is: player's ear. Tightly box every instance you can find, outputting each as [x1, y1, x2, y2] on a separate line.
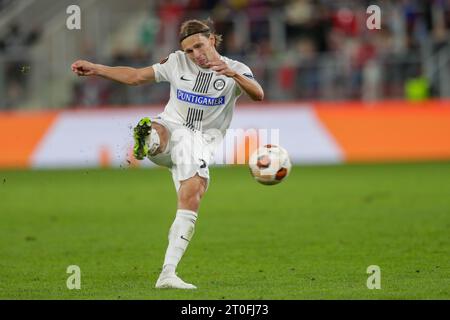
[209, 34, 215, 48]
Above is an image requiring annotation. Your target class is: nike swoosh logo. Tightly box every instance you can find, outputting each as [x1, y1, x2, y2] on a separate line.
[180, 235, 190, 242]
[180, 75, 192, 81]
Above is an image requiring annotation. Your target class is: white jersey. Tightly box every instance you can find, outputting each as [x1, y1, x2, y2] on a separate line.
[152, 50, 254, 135]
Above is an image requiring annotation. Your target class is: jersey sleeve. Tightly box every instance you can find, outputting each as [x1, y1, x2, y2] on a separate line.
[234, 62, 255, 80]
[233, 62, 256, 96]
[152, 52, 179, 83]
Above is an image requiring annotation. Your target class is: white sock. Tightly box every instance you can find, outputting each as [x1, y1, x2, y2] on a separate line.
[161, 209, 197, 275]
[148, 128, 161, 155]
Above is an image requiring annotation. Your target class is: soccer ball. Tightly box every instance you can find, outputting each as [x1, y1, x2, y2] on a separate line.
[249, 144, 292, 185]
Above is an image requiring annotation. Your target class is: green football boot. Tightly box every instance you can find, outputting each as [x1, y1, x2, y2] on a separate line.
[133, 117, 152, 160]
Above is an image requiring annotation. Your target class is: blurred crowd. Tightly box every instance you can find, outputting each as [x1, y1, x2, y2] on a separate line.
[0, 23, 41, 108]
[1, 0, 449, 108]
[72, 0, 450, 107]
[0, 0, 13, 11]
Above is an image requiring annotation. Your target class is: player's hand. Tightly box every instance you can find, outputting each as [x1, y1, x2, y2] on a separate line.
[207, 60, 237, 77]
[71, 60, 98, 76]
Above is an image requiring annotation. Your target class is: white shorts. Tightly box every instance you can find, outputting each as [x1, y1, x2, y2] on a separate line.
[148, 115, 218, 192]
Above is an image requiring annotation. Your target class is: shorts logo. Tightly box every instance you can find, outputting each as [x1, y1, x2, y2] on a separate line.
[177, 89, 225, 107]
[213, 79, 226, 91]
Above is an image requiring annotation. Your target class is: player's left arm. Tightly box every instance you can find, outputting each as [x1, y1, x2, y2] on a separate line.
[207, 61, 264, 101]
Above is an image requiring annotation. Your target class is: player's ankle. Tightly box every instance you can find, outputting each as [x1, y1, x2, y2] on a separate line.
[162, 264, 176, 275]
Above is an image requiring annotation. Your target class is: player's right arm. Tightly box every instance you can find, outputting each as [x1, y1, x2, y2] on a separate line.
[71, 60, 155, 86]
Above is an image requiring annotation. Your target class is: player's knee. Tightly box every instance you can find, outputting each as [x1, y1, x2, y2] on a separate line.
[179, 194, 199, 210]
[179, 183, 204, 203]
[178, 177, 207, 209]
[194, 176, 207, 200]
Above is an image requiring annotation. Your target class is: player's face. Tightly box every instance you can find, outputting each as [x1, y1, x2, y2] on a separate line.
[181, 34, 216, 68]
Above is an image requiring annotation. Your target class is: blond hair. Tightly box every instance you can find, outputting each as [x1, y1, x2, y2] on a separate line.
[179, 18, 223, 49]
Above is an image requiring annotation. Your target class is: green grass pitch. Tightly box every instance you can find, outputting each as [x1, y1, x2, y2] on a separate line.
[0, 162, 449, 299]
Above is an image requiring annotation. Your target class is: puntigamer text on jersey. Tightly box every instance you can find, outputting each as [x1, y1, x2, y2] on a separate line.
[177, 89, 225, 107]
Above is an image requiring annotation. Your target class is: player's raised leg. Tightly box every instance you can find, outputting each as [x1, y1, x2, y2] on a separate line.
[155, 174, 207, 289]
[133, 118, 169, 159]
